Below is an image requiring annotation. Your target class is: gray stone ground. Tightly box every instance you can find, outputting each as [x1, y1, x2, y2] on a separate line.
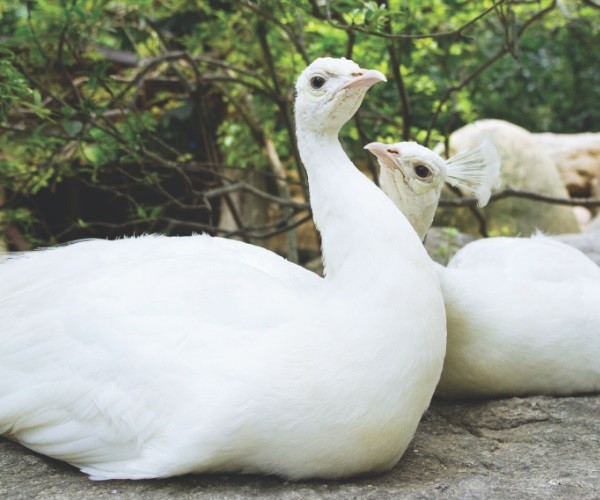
[1, 395, 598, 499]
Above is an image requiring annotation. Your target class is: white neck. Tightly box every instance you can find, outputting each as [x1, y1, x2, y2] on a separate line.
[297, 126, 429, 285]
[378, 168, 442, 241]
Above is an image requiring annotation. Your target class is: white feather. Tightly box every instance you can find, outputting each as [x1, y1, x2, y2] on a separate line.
[368, 140, 501, 242]
[372, 139, 600, 398]
[445, 139, 501, 207]
[0, 58, 446, 480]
[439, 237, 600, 398]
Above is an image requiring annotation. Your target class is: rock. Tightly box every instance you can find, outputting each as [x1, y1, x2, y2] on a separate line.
[1, 395, 598, 498]
[435, 119, 580, 237]
[550, 211, 600, 265]
[533, 132, 600, 198]
[424, 227, 475, 265]
[587, 213, 600, 233]
[592, 176, 600, 208]
[552, 232, 600, 266]
[573, 206, 593, 230]
[423, 224, 600, 268]
[552, 214, 600, 265]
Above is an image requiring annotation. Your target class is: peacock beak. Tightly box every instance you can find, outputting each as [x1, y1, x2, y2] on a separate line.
[337, 69, 387, 93]
[364, 142, 400, 169]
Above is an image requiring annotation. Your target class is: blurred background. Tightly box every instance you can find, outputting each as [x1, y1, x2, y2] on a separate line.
[1, 0, 598, 268]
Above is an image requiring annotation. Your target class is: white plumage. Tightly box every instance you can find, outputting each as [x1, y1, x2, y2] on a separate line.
[439, 234, 600, 397]
[0, 58, 447, 480]
[365, 140, 500, 241]
[368, 141, 600, 398]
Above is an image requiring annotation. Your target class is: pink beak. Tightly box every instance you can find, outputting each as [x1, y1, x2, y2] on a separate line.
[364, 142, 399, 160]
[336, 69, 387, 94]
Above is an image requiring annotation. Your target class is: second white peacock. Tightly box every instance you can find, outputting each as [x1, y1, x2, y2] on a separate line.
[366, 140, 600, 398]
[0, 58, 447, 480]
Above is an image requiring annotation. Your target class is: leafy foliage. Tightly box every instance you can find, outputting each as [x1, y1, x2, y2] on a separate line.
[0, 0, 597, 257]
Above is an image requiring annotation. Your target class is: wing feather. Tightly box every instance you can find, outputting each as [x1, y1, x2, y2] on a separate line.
[0, 234, 316, 476]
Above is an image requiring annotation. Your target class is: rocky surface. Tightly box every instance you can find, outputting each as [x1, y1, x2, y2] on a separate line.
[533, 132, 600, 198]
[1, 395, 598, 499]
[554, 231, 600, 266]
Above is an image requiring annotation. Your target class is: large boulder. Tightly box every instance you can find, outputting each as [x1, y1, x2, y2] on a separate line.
[435, 119, 580, 237]
[533, 132, 600, 198]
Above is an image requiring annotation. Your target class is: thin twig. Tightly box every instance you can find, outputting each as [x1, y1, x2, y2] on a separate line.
[311, 0, 506, 40]
[241, 0, 310, 64]
[202, 182, 308, 210]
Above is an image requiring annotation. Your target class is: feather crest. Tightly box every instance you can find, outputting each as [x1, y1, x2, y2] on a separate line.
[445, 140, 502, 207]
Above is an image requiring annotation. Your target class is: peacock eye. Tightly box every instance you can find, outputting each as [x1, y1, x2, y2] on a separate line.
[310, 76, 326, 90]
[414, 164, 431, 179]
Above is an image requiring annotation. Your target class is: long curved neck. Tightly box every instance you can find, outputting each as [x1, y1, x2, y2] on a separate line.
[378, 168, 441, 241]
[297, 126, 429, 284]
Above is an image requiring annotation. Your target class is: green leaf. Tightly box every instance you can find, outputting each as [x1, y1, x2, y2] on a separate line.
[62, 120, 83, 137]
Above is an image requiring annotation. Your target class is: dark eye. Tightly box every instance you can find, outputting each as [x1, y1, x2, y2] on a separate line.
[310, 76, 326, 89]
[414, 164, 431, 178]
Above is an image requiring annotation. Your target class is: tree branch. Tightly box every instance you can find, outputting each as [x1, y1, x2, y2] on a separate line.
[439, 188, 600, 208]
[386, 20, 411, 141]
[424, 0, 557, 145]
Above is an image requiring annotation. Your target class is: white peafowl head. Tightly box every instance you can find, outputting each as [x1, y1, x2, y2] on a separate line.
[365, 140, 501, 240]
[295, 57, 386, 133]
